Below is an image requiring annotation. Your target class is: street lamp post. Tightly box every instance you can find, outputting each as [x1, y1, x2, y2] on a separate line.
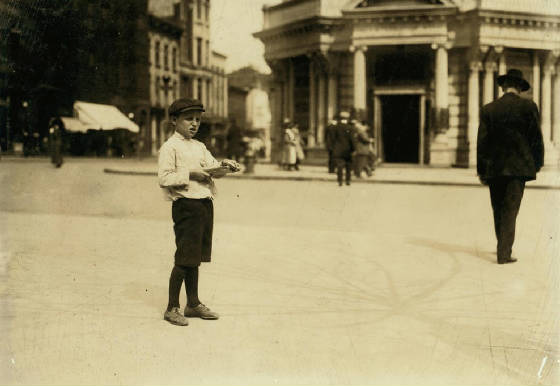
[161, 76, 173, 140]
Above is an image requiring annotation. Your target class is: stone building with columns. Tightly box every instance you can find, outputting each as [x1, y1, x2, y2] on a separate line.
[255, 0, 560, 166]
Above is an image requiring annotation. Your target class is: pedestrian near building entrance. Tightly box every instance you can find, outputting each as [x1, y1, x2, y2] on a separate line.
[477, 68, 544, 265]
[292, 124, 305, 171]
[353, 120, 374, 178]
[226, 118, 243, 162]
[48, 117, 65, 168]
[325, 117, 337, 173]
[332, 111, 356, 186]
[158, 98, 240, 326]
[281, 120, 297, 170]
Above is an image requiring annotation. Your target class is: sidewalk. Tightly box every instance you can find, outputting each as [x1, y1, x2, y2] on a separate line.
[102, 157, 560, 190]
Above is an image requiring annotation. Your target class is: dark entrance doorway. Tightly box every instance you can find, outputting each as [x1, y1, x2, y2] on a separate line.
[380, 95, 420, 163]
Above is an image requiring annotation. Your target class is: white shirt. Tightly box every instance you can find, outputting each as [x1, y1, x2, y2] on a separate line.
[158, 132, 220, 200]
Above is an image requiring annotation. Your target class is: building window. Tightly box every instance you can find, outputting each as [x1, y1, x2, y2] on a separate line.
[197, 78, 202, 102]
[173, 81, 178, 100]
[181, 76, 189, 98]
[197, 0, 201, 19]
[207, 79, 211, 110]
[205, 40, 209, 67]
[155, 76, 160, 104]
[193, 78, 198, 99]
[164, 44, 169, 70]
[155, 41, 160, 68]
[172, 47, 177, 72]
[205, 1, 209, 21]
[196, 38, 202, 66]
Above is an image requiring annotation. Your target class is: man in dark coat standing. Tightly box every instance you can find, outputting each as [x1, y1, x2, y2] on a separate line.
[332, 111, 356, 186]
[325, 117, 338, 173]
[48, 117, 65, 168]
[477, 68, 544, 264]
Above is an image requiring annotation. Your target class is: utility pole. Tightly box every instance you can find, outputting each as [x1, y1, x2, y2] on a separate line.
[162, 75, 173, 140]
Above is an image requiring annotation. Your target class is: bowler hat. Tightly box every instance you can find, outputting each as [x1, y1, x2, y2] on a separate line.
[168, 98, 205, 116]
[497, 69, 530, 92]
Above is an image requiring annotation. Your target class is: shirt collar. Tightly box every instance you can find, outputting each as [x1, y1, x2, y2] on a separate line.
[173, 131, 190, 141]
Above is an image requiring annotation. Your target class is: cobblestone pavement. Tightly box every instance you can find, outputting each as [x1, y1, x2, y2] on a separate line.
[1, 159, 559, 385]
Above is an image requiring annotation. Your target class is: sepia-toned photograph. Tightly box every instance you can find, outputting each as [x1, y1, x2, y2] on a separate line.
[1, 0, 559, 384]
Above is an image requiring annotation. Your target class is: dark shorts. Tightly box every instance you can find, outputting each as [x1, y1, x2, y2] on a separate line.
[172, 198, 214, 266]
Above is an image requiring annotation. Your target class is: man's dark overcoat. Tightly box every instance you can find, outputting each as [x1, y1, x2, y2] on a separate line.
[332, 122, 356, 160]
[477, 92, 544, 181]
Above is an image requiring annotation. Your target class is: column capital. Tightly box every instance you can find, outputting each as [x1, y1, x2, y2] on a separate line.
[494, 45, 504, 55]
[484, 61, 497, 72]
[469, 61, 482, 72]
[431, 42, 452, 51]
[543, 50, 560, 73]
[306, 50, 338, 74]
[349, 45, 367, 53]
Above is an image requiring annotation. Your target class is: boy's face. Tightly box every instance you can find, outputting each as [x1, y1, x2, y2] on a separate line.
[174, 110, 202, 139]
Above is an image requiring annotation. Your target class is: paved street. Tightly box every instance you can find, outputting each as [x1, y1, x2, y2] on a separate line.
[1, 159, 559, 385]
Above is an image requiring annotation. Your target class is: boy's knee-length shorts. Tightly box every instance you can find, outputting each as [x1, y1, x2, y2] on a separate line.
[172, 198, 213, 266]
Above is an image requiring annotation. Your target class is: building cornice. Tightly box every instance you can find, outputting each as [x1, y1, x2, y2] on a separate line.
[263, 0, 311, 13]
[475, 9, 560, 28]
[148, 15, 183, 39]
[343, 4, 457, 17]
[254, 16, 343, 42]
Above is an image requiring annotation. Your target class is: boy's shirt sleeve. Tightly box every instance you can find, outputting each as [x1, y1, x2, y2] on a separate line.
[158, 143, 190, 188]
[202, 144, 221, 168]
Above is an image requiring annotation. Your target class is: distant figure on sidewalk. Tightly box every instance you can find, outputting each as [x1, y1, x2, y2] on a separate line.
[48, 117, 65, 168]
[325, 117, 338, 173]
[158, 98, 240, 326]
[282, 120, 297, 170]
[332, 111, 356, 186]
[292, 124, 305, 171]
[226, 119, 243, 162]
[353, 120, 374, 178]
[477, 69, 544, 265]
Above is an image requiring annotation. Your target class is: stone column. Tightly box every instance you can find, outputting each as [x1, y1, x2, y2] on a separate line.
[288, 59, 295, 121]
[352, 45, 367, 115]
[327, 70, 338, 122]
[430, 43, 450, 166]
[541, 51, 558, 166]
[468, 61, 481, 167]
[281, 59, 290, 121]
[317, 72, 327, 146]
[496, 46, 507, 98]
[308, 59, 316, 147]
[432, 43, 449, 133]
[553, 61, 560, 145]
[541, 55, 553, 145]
[483, 60, 496, 105]
[533, 51, 541, 108]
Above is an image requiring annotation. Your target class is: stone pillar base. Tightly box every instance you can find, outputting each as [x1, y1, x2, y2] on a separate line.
[544, 143, 560, 168]
[429, 134, 453, 167]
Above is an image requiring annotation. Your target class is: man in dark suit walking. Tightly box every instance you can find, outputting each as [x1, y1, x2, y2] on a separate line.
[477, 68, 544, 264]
[332, 111, 356, 186]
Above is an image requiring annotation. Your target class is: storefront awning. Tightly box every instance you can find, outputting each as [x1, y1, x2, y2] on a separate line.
[61, 117, 88, 133]
[74, 101, 139, 133]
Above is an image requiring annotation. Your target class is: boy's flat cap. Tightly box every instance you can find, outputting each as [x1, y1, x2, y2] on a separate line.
[169, 98, 205, 116]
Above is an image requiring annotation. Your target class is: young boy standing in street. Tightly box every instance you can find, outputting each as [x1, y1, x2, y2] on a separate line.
[158, 98, 239, 326]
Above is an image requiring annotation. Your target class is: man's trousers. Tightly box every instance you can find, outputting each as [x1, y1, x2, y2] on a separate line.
[488, 177, 525, 262]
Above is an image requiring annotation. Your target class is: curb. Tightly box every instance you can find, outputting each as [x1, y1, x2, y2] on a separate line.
[102, 168, 560, 190]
